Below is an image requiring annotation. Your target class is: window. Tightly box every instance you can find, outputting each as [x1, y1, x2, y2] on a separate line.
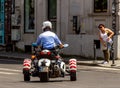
[48, 0, 57, 32]
[94, 0, 107, 13]
[24, 0, 35, 33]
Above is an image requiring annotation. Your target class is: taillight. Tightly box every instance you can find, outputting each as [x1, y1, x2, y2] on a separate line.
[40, 51, 51, 55]
[40, 52, 44, 55]
[47, 52, 51, 55]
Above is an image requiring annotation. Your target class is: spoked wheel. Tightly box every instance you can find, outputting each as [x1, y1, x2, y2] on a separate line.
[40, 72, 49, 82]
[23, 70, 30, 81]
[70, 71, 77, 81]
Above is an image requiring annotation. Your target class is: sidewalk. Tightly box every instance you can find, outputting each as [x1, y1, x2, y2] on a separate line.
[0, 51, 120, 69]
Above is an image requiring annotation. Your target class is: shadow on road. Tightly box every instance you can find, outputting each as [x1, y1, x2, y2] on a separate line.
[20, 78, 71, 83]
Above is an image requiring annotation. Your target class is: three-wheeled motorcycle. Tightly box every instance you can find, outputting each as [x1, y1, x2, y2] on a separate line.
[23, 43, 77, 82]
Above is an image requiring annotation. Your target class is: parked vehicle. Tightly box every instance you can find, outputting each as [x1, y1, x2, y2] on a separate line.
[23, 43, 77, 82]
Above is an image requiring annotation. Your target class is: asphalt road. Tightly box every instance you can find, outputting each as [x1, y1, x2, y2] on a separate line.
[0, 58, 120, 88]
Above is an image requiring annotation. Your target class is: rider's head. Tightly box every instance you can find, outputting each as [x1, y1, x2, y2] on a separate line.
[42, 21, 52, 32]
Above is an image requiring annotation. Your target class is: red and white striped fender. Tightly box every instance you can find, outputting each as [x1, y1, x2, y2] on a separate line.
[23, 59, 32, 70]
[69, 59, 77, 71]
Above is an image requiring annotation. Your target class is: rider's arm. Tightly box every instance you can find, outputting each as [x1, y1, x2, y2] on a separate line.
[36, 35, 42, 46]
[54, 34, 64, 48]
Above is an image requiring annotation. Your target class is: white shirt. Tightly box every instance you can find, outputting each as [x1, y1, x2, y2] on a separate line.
[100, 28, 113, 44]
[100, 28, 113, 50]
[36, 31, 62, 49]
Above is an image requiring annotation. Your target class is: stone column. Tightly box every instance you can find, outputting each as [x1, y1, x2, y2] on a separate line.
[59, 0, 69, 41]
[114, 0, 120, 59]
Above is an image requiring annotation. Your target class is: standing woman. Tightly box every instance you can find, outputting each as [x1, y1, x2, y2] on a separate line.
[98, 24, 114, 64]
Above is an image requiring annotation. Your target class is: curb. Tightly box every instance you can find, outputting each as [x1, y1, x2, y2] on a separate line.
[0, 55, 99, 66]
[0, 55, 120, 69]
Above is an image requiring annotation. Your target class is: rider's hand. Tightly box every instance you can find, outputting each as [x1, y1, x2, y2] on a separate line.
[59, 44, 64, 49]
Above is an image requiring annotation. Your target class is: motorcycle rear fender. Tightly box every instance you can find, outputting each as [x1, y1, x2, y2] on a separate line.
[23, 58, 32, 70]
[60, 62, 66, 72]
[69, 59, 77, 71]
[38, 58, 51, 67]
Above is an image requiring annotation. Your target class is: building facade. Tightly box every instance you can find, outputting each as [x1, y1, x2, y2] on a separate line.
[7, 0, 120, 59]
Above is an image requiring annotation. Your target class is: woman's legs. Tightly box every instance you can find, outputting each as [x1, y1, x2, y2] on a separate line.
[103, 49, 110, 62]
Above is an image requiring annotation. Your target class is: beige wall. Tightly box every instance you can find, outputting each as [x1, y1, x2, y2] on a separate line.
[14, 0, 120, 59]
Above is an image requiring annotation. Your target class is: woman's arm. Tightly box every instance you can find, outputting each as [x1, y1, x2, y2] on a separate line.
[105, 28, 114, 43]
[106, 28, 114, 39]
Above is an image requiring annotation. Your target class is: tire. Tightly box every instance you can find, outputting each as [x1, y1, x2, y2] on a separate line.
[40, 72, 49, 82]
[23, 70, 30, 81]
[70, 71, 77, 81]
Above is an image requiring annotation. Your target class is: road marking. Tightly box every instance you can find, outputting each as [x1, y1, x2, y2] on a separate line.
[0, 68, 22, 72]
[78, 65, 120, 73]
[0, 72, 18, 75]
[92, 67, 120, 71]
[0, 68, 22, 75]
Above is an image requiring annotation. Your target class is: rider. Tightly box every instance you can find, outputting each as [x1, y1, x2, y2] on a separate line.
[34, 21, 65, 76]
[35, 20, 64, 55]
